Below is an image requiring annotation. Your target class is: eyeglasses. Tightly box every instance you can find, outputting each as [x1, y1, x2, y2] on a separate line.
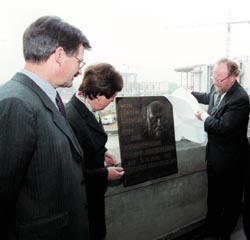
[211, 73, 233, 83]
[73, 55, 86, 69]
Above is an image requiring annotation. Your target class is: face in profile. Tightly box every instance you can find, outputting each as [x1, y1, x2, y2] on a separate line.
[146, 101, 168, 139]
[96, 92, 118, 111]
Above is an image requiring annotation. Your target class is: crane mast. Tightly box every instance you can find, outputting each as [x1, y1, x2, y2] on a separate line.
[226, 20, 250, 57]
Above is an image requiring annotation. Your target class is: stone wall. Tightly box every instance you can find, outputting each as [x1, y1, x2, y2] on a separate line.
[105, 140, 207, 240]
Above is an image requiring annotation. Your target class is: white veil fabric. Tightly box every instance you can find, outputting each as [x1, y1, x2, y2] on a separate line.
[166, 87, 207, 144]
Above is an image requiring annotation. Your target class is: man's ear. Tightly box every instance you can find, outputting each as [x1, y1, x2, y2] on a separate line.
[54, 47, 64, 66]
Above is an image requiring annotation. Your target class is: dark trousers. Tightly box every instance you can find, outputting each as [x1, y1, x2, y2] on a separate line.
[205, 166, 245, 238]
[243, 176, 250, 240]
[86, 187, 106, 240]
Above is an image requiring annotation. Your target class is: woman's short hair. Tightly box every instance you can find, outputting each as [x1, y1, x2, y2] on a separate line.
[79, 63, 123, 99]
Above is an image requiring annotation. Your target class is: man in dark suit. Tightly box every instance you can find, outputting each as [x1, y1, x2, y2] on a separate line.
[192, 58, 250, 240]
[65, 63, 125, 240]
[0, 16, 91, 239]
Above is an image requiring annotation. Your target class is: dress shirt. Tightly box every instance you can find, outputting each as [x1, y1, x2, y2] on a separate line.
[19, 69, 57, 107]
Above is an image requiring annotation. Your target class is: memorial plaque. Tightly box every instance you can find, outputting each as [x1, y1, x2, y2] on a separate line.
[116, 96, 178, 187]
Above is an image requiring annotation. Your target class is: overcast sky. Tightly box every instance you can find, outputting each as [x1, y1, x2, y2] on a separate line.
[1, 0, 250, 85]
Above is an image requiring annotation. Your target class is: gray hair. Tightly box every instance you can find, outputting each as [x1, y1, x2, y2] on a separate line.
[23, 16, 91, 63]
[216, 58, 241, 77]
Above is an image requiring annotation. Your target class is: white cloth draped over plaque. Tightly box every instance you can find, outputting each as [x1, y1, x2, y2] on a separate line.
[166, 87, 208, 144]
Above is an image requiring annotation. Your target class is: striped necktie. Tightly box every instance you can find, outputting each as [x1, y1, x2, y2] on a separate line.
[55, 91, 66, 117]
[211, 93, 221, 115]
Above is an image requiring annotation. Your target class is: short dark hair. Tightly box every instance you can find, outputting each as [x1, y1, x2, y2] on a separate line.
[79, 63, 123, 99]
[23, 16, 91, 62]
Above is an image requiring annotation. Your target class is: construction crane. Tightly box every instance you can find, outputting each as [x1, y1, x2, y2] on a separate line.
[225, 20, 250, 57]
[166, 20, 250, 57]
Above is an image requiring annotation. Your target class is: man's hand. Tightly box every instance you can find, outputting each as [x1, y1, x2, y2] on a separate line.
[195, 111, 203, 121]
[195, 109, 209, 122]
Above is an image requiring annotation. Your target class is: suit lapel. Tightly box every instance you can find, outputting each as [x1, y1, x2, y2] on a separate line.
[212, 81, 239, 115]
[208, 87, 217, 114]
[12, 73, 83, 157]
[217, 81, 238, 111]
[71, 95, 106, 135]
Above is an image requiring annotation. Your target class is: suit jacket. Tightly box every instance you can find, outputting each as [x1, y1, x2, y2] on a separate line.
[0, 73, 90, 240]
[65, 95, 108, 240]
[192, 81, 250, 175]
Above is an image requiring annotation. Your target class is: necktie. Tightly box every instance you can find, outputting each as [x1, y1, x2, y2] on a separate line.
[211, 93, 221, 115]
[55, 91, 66, 117]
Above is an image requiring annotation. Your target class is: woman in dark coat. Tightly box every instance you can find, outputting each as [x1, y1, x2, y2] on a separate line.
[65, 63, 124, 240]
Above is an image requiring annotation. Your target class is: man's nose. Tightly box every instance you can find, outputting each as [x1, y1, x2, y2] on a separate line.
[74, 69, 82, 77]
[213, 78, 219, 85]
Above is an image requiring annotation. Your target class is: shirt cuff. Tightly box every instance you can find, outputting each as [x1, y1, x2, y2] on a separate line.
[201, 111, 209, 122]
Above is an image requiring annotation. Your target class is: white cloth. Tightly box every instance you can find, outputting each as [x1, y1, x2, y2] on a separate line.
[166, 87, 207, 144]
